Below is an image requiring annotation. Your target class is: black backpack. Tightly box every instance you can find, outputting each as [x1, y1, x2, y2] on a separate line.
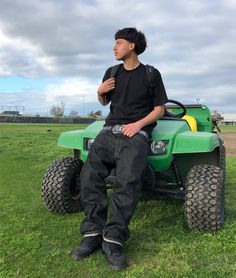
[109, 64, 155, 97]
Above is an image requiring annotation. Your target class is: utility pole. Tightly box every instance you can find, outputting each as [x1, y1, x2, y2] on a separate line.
[82, 95, 85, 115]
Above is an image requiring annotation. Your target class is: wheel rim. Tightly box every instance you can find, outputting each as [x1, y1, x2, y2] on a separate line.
[70, 174, 81, 200]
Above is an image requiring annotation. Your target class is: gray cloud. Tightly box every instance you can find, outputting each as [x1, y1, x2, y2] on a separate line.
[0, 0, 235, 114]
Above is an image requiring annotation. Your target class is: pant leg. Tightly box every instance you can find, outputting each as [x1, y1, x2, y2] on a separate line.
[103, 133, 149, 244]
[80, 130, 115, 235]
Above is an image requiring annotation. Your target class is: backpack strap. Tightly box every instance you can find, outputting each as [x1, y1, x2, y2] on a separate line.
[110, 63, 123, 78]
[146, 64, 155, 97]
[110, 63, 155, 97]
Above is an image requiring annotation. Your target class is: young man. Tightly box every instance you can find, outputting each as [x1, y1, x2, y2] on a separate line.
[71, 27, 168, 270]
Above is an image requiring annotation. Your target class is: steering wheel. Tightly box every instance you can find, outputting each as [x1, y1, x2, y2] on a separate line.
[164, 99, 187, 118]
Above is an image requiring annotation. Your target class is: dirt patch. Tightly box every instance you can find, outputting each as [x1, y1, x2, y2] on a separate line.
[219, 132, 236, 157]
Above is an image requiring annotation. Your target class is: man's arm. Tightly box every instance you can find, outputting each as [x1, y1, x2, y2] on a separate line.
[97, 93, 109, 106]
[97, 77, 115, 106]
[122, 105, 165, 137]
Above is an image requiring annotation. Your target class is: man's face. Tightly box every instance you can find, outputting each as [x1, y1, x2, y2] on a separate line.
[113, 38, 135, 61]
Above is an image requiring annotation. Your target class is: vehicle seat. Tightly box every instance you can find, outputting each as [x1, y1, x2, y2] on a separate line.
[182, 115, 197, 131]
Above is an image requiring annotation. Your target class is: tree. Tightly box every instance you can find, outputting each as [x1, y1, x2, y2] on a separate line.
[69, 110, 79, 117]
[88, 110, 102, 118]
[50, 102, 65, 117]
[94, 110, 102, 117]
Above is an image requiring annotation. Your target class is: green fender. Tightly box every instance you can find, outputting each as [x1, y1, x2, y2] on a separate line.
[58, 130, 83, 150]
[57, 121, 105, 154]
[172, 131, 220, 154]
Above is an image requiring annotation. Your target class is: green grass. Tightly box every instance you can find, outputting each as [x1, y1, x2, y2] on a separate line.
[219, 125, 236, 132]
[0, 123, 235, 278]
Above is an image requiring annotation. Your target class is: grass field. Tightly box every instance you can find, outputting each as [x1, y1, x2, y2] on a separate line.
[219, 125, 236, 132]
[0, 123, 235, 278]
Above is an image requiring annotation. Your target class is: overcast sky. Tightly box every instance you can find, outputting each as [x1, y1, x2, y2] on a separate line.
[0, 0, 235, 116]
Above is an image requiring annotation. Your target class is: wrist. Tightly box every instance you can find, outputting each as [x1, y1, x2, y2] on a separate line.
[97, 90, 104, 97]
[134, 121, 143, 130]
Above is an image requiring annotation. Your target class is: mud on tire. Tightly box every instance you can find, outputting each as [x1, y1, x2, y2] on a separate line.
[184, 164, 224, 231]
[42, 157, 83, 213]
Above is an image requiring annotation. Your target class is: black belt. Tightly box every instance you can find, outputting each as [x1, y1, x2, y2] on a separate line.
[103, 125, 149, 140]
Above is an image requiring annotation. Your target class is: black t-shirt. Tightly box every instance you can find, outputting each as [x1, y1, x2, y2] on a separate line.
[103, 63, 168, 134]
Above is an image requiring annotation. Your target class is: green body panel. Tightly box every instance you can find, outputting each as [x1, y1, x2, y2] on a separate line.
[55, 103, 223, 197]
[57, 104, 220, 172]
[170, 104, 213, 132]
[172, 131, 219, 154]
[58, 129, 83, 149]
[58, 121, 104, 162]
[147, 120, 190, 171]
[81, 120, 104, 138]
[79, 121, 104, 161]
[58, 119, 217, 172]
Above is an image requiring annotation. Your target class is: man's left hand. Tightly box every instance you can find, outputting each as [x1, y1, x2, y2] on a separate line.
[122, 123, 142, 137]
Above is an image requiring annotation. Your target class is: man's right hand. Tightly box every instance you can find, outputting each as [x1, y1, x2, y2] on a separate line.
[97, 78, 116, 96]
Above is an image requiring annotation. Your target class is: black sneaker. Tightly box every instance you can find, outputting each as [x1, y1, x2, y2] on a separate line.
[102, 241, 127, 270]
[70, 235, 102, 261]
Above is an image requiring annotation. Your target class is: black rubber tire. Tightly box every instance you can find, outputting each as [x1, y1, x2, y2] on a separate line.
[219, 136, 226, 182]
[42, 157, 83, 213]
[184, 164, 224, 231]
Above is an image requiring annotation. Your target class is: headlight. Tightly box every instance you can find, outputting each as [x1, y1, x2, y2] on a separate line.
[150, 140, 168, 155]
[85, 138, 95, 150]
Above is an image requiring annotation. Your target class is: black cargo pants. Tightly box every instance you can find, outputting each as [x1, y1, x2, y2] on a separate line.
[80, 129, 149, 245]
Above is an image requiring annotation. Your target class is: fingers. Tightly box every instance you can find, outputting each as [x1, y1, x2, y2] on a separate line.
[122, 123, 141, 137]
[122, 125, 128, 136]
[122, 125, 134, 137]
[98, 78, 115, 95]
[106, 77, 115, 84]
[105, 78, 115, 91]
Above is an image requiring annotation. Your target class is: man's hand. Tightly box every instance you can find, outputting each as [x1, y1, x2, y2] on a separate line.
[98, 78, 115, 96]
[122, 122, 142, 137]
[121, 106, 165, 137]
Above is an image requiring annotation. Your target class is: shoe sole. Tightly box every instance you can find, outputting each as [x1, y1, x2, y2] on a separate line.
[70, 245, 102, 261]
[102, 250, 127, 270]
[107, 262, 127, 271]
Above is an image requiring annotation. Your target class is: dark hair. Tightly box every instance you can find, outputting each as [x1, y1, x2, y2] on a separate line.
[115, 27, 147, 55]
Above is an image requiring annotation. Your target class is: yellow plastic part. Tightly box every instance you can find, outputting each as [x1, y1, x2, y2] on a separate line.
[182, 115, 198, 131]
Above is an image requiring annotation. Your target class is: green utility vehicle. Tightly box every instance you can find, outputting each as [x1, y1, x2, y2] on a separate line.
[42, 100, 226, 232]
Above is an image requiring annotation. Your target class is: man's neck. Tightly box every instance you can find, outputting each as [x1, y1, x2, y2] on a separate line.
[123, 55, 140, 71]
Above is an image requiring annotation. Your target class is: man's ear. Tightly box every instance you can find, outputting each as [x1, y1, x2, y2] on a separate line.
[129, 42, 135, 51]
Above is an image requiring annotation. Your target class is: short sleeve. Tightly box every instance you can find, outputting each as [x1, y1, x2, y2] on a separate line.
[152, 69, 168, 107]
[102, 67, 111, 82]
[101, 67, 112, 102]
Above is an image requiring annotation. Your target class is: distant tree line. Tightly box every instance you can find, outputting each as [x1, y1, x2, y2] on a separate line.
[49, 102, 102, 118]
[49, 102, 65, 117]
